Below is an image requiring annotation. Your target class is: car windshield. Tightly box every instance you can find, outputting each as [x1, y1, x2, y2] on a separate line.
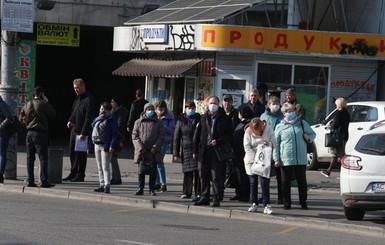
[355, 133, 385, 155]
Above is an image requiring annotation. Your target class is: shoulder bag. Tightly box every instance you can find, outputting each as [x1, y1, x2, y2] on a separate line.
[205, 119, 235, 163]
[325, 132, 342, 147]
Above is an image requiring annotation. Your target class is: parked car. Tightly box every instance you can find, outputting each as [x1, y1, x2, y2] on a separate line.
[307, 101, 385, 170]
[340, 120, 385, 220]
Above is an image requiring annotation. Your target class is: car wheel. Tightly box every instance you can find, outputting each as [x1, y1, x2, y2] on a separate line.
[344, 206, 365, 220]
[306, 143, 319, 170]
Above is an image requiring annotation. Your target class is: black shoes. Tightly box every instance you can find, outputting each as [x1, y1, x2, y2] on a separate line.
[193, 197, 210, 206]
[301, 203, 309, 210]
[94, 186, 104, 192]
[62, 173, 76, 181]
[283, 205, 291, 210]
[110, 179, 122, 185]
[192, 195, 201, 202]
[104, 185, 110, 194]
[70, 176, 84, 182]
[40, 182, 55, 188]
[27, 182, 37, 187]
[212, 200, 220, 207]
[135, 189, 144, 195]
[150, 190, 156, 196]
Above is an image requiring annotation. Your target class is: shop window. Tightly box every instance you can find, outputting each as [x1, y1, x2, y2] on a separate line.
[257, 63, 292, 87]
[222, 79, 246, 90]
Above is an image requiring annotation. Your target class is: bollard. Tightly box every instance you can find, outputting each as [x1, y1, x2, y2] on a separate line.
[48, 148, 63, 184]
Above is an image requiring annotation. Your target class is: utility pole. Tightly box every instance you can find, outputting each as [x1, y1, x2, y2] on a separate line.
[0, 30, 18, 179]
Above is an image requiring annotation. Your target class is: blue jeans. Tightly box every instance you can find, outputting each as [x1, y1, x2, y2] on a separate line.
[0, 133, 11, 175]
[155, 143, 167, 184]
[26, 131, 49, 182]
[249, 174, 270, 206]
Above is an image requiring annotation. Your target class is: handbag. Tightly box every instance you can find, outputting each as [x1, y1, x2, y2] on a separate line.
[251, 144, 272, 178]
[299, 120, 312, 153]
[7, 116, 25, 135]
[205, 119, 234, 163]
[138, 155, 154, 175]
[325, 132, 342, 147]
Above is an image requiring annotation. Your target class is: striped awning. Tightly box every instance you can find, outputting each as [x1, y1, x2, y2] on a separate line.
[112, 58, 203, 78]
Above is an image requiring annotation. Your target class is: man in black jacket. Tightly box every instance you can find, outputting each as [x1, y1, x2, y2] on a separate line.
[126, 89, 148, 133]
[193, 95, 233, 207]
[63, 78, 95, 182]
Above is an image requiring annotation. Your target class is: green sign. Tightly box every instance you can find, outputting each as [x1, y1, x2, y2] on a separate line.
[37, 23, 80, 47]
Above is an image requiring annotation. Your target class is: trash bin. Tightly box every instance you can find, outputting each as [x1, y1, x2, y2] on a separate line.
[48, 148, 63, 184]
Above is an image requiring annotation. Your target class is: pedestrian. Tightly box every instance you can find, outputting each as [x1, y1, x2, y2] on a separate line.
[231, 104, 253, 202]
[0, 96, 15, 183]
[173, 100, 201, 199]
[222, 94, 240, 199]
[321, 97, 350, 177]
[193, 95, 233, 207]
[92, 102, 119, 194]
[132, 103, 165, 196]
[20, 86, 57, 188]
[63, 78, 95, 182]
[244, 118, 275, 214]
[154, 100, 175, 192]
[110, 96, 128, 185]
[285, 87, 306, 120]
[260, 96, 284, 204]
[273, 102, 316, 210]
[243, 89, 265, 118]
[126, 89, 148, 134]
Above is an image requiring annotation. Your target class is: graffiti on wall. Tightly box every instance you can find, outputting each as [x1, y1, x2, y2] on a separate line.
[169, 25, 195, 50]
[339, 41, 378, 56]
[130, 27, 146, 50]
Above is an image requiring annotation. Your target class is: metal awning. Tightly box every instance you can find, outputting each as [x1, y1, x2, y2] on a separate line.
[124, 0, 267, 26]
[112, 58, 203, 78]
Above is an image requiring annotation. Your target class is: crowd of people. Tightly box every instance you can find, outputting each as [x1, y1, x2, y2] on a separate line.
[0, 78, 351, 214]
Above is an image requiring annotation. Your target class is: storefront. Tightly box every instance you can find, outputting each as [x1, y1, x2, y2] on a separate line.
[113, 23, 385, 124]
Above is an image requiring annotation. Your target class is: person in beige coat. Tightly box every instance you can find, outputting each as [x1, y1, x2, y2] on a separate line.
[244, 118, 275, 214]
[132, 103, 165, 196]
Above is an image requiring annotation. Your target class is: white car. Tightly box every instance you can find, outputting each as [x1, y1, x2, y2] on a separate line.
[307, 101, 385, 170]
[340, 120, 385, 220]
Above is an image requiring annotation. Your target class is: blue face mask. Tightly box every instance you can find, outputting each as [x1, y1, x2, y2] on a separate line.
[287, 111, 296, 120]
[146, 110, 155, 117]
[186, 109, 196, 117]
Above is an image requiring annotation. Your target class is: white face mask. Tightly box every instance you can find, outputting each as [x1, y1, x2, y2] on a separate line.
[208, 104, 219, 113]
[270, 104, 280, 113]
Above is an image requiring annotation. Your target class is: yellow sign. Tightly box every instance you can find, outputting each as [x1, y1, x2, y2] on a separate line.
[37, 23, 80, 47]
[199, 25, 385, 58]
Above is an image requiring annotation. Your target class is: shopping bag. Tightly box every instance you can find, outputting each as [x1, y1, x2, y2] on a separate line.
[138, 156, 154, 175]
[250, 144, 272, 178]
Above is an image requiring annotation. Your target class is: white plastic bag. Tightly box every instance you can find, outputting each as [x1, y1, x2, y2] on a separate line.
[251, 144, 272, 178]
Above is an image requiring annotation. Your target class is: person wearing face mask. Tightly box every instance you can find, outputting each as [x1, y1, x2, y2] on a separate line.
[173, 101, 201, 199]
[261, 96, 284, 204]
[193, 95, 233, 207]
[273, 102, 316, 210]
[132, 103, 165, 196]
[154, 100, 175, 193]
[91, 102, 119, 194]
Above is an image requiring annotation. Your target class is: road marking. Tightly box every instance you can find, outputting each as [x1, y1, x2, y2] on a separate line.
[278, 227, 299, 234]
[116, 240, 156, 245]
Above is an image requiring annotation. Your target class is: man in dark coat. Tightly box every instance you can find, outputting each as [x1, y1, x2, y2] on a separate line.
[63, 78, 95, 182]
[243, 89, 265, 118]
[126, 89, 148, 133]
[193, 95, 233, 207]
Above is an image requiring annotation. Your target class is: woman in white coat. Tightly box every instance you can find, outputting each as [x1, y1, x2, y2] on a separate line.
[244, 118, 275, 214]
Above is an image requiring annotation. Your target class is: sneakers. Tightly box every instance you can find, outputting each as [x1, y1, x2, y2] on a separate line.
[104, 185, 110, 194]
[321, 170, 330, 177]
[160, 183, 167, 192]
[263, 204, 273, 214]
[94, 186, 104, 192]
[248, 203, 257, 212]
[135, 189, 144, 195]
[181, 194, 191, 199]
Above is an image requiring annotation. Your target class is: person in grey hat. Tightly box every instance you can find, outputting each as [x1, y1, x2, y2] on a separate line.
[20, 86, 56, 188]
[132, 102, 165, 196]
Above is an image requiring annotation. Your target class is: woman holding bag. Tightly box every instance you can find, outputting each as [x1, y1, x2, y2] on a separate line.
[273, 102, 316, 210]
[243, 118, 275, 214]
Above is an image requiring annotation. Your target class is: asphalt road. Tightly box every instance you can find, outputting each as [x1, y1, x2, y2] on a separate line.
[1, 192, 384, 245]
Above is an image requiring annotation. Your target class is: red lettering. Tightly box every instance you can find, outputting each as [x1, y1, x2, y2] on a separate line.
[19, 57, 30, 67]
[303, 35, 315, 50]
[20, 82, 27, 92]
[19, 70, 30, 79]
[17, 107, 22, 115]
[19, 94, 28, 104]
[274, 34, 288, 49]
[329, 37, 340, 50]
[229, 31, 241, 44]
[380, 40, 385, 53]
[254, 32, 263, 45]
[203, 30, 215, 43]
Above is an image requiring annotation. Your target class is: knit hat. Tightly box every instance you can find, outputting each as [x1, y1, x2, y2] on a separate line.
[143, 103, 154, 112]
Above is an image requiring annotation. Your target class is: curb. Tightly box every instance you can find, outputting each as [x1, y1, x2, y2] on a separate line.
[2, 183, 384, 238]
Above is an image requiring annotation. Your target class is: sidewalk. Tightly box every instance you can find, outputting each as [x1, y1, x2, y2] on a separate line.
[1, 144, 384, 238]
